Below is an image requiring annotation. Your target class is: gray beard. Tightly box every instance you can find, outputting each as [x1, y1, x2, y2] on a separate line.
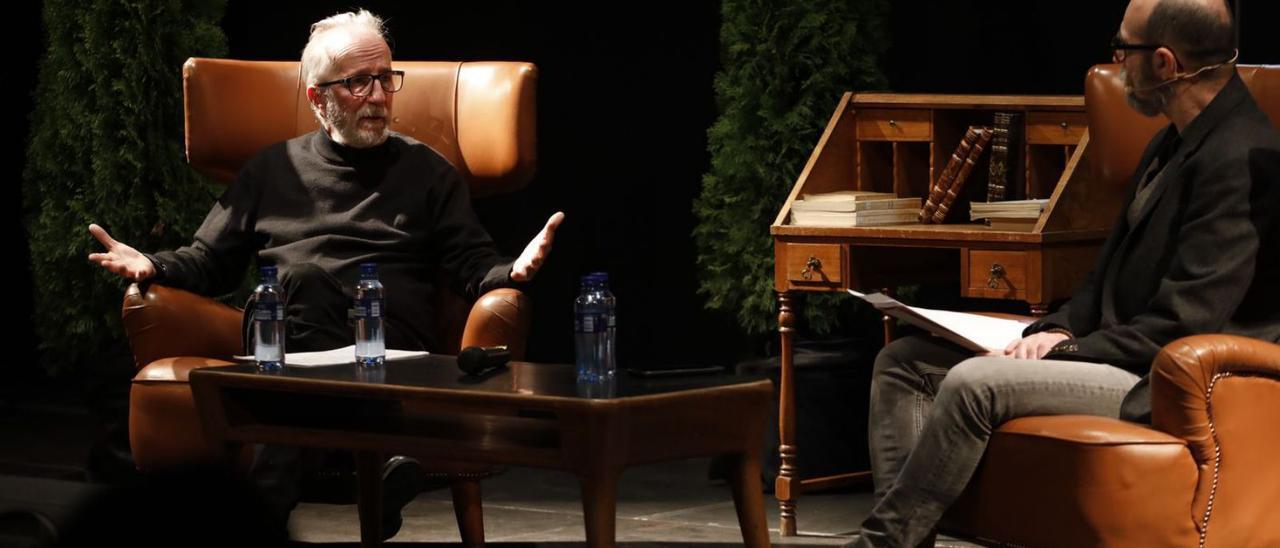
[323, 92, 389, 148]
[1121, 67, 1172, 118]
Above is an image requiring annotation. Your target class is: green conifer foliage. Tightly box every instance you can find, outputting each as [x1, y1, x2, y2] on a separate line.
[24, 0, 227, 374]
[694, 0, 888, 336]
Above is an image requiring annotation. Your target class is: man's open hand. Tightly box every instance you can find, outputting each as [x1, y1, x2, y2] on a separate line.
[87, 224, 156, 281]
[510, 212, 565, 282]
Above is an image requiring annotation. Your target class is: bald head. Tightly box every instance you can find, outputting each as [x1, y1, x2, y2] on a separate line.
[1123, 0, 1234, 70]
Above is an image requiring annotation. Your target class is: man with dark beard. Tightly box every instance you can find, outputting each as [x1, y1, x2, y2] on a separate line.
[87, 10, 563, 540]
[847, 0, 1280, 545]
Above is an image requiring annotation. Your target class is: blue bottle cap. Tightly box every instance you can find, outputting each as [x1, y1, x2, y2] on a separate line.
[260, 265, 278, 280]
[360, 262, 378, 278]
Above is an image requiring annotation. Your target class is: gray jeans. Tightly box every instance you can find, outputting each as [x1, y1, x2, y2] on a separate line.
[854, 334, 1140, 547]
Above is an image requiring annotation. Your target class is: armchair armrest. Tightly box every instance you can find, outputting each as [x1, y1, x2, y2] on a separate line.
[1151, 334, 1280, 544]
[1151, 334, 1280, 460]
[460, 288, 532, 360]
[122, 283, 244, 370]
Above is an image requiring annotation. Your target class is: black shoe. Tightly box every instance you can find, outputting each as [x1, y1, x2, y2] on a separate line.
[380, 456, 427, 541]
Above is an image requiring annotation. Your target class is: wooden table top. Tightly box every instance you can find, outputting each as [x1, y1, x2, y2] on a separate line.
[190, 355, 769, 406]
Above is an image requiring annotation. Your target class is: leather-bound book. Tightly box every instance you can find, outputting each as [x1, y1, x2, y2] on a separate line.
[920, 127, 981, 222]
[986, 112, 1023, 202]
[933, 127, 994, 223]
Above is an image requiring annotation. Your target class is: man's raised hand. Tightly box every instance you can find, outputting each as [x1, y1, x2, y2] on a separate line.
[87, 224, 156, 282]
[510, 212, 565, 282]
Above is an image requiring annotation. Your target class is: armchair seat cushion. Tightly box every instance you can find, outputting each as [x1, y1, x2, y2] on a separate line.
[131, 357, 244, 471]
[941, 415, 1200, 548]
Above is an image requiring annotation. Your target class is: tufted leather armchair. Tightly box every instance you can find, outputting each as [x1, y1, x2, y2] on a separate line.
[939, 65, 1280, 547]
[125, 59, 538, 544]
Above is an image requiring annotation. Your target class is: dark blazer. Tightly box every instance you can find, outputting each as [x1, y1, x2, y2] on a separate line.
[1027, 74, 1280, 419]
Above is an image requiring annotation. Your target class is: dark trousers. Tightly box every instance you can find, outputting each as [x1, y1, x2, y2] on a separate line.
[240, 264, 382, 523]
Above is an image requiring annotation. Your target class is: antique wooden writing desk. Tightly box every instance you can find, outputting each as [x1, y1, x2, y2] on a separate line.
[770, 93, 1123, 535]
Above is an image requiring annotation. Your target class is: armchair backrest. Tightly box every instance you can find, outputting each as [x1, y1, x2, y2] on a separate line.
[182, 59, 537, 198]
[1084, 64, 1280, 187]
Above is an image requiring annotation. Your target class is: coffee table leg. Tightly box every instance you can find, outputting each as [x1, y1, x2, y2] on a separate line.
[579, 465, 620, 548]
[728, 452, 772, 547]
[450, 479, 485, 547]
[356, 451, 385, 548]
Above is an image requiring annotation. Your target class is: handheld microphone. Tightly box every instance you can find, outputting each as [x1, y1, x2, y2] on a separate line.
[457, 345, 511, 376]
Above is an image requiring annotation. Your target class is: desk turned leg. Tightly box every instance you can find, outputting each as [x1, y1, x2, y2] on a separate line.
[579, 465, 620, 548]
[776, 291, 798, 536]
[356, 451, 386, 548]
[729, 451, 773, 547]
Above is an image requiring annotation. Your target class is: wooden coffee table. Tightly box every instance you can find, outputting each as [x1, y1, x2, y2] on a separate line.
[189, 356, 772, 547]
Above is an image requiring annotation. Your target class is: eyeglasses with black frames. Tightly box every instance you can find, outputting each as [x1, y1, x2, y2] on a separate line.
[315, 70, 405, 97]
[1110, 36, 1163, 63]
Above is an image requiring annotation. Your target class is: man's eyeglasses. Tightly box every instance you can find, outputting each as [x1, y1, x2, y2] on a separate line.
[1110, 36, 1162, 63]
[315, 70, 405, 97]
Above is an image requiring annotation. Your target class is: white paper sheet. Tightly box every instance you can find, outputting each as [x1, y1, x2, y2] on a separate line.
[848, 290, 1033, 352]
[234, 346, 429, 367]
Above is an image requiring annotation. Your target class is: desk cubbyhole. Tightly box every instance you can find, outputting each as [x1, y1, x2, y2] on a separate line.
[1026, 144, 1072, 199]
[893, 142, 932, 200]
[856, 141, 894, 194]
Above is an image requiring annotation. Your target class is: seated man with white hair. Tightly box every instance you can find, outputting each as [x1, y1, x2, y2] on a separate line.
[88, 9, 563, 539]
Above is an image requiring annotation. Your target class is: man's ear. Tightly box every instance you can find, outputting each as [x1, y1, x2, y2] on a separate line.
[306, 86, 325, 112]
[1153, 47, 1180, 78]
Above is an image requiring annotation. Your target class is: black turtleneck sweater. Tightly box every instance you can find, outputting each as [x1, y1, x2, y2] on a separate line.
[149, 130, 513, 350]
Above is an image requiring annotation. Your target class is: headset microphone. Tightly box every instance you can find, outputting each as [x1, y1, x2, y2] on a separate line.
[1128, 49, 1239, 93]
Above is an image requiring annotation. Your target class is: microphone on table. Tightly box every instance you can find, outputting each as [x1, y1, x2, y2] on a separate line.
[457, 345, 511, 376]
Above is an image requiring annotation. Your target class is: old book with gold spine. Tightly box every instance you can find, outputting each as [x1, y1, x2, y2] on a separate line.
[920, 127, 981, 222]
[933, 127, 994, 223]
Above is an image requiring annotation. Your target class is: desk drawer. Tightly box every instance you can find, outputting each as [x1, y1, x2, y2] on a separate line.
[783, 243, 844, 286]
[856, 109, 931, 142]
[966, 250, 1028, 299]
[1025, 112, 1087, 145]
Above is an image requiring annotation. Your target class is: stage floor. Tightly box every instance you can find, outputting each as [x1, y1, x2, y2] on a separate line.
[1, 382, 977, 547]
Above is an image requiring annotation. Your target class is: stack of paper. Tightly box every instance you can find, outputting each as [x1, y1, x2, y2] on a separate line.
[791, 191, 923, 227]
[970, 199, 1048, 231]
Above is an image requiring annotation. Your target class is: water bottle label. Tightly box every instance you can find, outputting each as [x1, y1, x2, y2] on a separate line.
[254, 302, 284, 321]
[606, 313, 616, 328]
[353, 298, 383, 318]
[579, 313, 608, 333]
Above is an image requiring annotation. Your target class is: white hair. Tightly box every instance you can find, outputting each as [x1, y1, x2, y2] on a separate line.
[300, 10, 388, 88]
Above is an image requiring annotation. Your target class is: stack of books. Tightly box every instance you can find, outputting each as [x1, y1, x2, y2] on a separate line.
[970, 198, 1049, 231]
[790, 191, 922, 227]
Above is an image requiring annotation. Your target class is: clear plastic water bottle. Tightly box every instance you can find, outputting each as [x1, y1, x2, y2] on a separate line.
[574, 273, 617, 382]
[353, 262, 386, 367]
[592, 272, 617, 379]
[252, 266, 286, 372]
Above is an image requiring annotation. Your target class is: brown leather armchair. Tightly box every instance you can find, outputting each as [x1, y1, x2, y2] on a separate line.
[939, 65, 1280, 547]
[125, 59, 538, 542]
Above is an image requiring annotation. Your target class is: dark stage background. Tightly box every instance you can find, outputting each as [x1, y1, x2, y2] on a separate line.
[11, 0, 1276, 389]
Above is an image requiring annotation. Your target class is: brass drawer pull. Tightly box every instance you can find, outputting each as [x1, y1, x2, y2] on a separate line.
[987, 263, 1006, 289]
[1060, 121, 1069, 129]
[801, 256, 823, 280]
